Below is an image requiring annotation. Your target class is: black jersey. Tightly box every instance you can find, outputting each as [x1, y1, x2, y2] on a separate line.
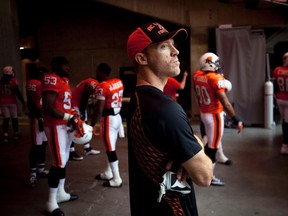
[127, 85, 202, 216]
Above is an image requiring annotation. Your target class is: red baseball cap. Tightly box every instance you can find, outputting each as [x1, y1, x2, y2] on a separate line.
[127, 22, 188, 62]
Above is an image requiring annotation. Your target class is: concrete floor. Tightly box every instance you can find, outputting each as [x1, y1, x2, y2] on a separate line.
[1, 116, 288, 216]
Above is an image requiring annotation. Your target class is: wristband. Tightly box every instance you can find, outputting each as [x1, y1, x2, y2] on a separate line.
[231, 116, 240, 126]
[63, 113, 73, 120]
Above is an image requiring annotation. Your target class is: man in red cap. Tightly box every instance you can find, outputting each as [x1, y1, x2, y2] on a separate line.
[126, 22, 213, 216]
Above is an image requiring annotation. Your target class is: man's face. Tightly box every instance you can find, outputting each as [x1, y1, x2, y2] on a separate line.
[59, 63, 70, 77]
[144, 39, 181, 78]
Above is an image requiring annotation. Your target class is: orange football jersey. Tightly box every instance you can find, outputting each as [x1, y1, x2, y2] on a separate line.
[71, 78, 98, 107]
[26, 79, 42, 109]
[192, 70, 226, 113]
[95, 78, 124, 109]
[273, 66, 288, 100]
[0, 77, 18, 104]
[42, 73, 72, 126]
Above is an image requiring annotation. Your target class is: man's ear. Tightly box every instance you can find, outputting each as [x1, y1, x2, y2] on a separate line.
[135, 53, 147, 65]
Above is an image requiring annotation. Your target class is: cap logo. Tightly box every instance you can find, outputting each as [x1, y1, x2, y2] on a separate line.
[146, 23, 168, 36]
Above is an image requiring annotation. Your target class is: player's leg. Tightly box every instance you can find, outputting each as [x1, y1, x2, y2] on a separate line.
[82, 109, 101, 155]
[216, 142, 232, 165]
[45, 125, 78, 215]
[201, 112, 225, 186]
[216, 112, 232, 165]
[28, 118, 39, 188]
[69, 141, 83, 161]
[97, 115, 122, 187]
[10, 104, 20, 139]
[278, 100, 288, 154]
[36, 122, 49, 177]
[1, 105, 10, 142]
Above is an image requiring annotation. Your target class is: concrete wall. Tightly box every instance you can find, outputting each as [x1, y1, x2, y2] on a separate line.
[94, 0, 287, 119]
[1, 0, 287, 119]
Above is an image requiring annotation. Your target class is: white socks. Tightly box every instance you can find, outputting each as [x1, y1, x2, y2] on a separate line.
[56, 179, 70, 203]
[46, 188, 59, 212]
[216, 143, 229, 163]
[100, 162, 113, 180]
[109, 161, 122, 186]
[84, 143, 91, 149]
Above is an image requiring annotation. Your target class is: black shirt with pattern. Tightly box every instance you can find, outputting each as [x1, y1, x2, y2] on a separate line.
[127, 85, 202, 216]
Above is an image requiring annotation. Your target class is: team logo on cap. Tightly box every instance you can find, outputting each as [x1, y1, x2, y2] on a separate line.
[146, 23, 168, 36]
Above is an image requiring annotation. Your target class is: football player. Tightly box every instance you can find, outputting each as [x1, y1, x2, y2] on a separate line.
[272, 52, 288, 154]
[91, 63, 125, 188]
[69, 78, 101, 161]
[42, 57, 79, 216]
[0, 66, 26, 142]
[26, 66, 49, 188]
[192, 52, 243, 186]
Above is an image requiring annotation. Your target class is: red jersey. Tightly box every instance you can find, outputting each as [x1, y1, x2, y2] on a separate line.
[273, 66, 288, 100]
[95, 78, 124, 110]
[71, 78, 98, 107]
[42, 73, 72, 126]
[192, 70, 226, 114]
[26, 79, 42, 109]
[163, 77, 181, 101]
[0, 77, 18, 104]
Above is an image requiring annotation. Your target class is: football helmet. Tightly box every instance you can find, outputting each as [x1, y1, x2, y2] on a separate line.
[224, 79, 232, 92]
[70, 122, 93, 145]
[200, 52, 222, 72]
[283, 52, 288, 67]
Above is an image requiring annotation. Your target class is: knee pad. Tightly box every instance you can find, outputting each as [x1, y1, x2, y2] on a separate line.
[48, 167, 66, 187]
[204, 146, 217, 163]
[200, 121, 206, 137]
[106, 151, 118, 162]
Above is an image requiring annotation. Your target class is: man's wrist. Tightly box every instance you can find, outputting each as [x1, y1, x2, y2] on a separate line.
[231, 116, 240, 125]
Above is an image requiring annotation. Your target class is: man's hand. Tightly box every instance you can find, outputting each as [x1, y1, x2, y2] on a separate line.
[93, 125, 100, 136]
[68, 112, 84, 137]
[166, 161, 188, 182]
[237, 121, 244, 133]
[231, 116, 244, 133]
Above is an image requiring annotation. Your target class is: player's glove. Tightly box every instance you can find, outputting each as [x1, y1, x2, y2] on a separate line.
[68, 111, 84, 137]
[38, 118, 44, 132]
[93, 125, 100, 136]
